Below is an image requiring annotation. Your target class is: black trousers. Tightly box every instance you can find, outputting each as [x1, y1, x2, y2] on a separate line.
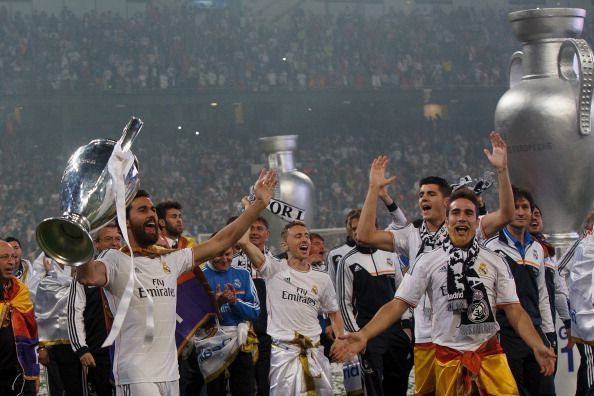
[47, 344, 85, 396]
[0, 368, 36, 396]
[501, 332, 548, 396]
[254, 334, 270, 396]
[359, 327, 413, 396]
[207, 351, 255, 396]
[577, 343, 594, 396]
[179, 347, 204, 396]
[87, 353, 114, 396]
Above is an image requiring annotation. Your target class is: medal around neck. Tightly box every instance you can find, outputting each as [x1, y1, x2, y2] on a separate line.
[36, 117, 143, 266]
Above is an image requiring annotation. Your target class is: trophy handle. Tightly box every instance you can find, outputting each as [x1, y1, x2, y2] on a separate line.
[120, 117, 143, 151]
[558, 38, 594, 136]
[508, 51, 524, 88]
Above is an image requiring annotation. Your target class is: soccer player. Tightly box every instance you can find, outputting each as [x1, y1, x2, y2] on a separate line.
[355, 131, 514, 395]
[76, 169, 276, 396]
[250, 221, 345, 395]
[333, 188, 556, 395]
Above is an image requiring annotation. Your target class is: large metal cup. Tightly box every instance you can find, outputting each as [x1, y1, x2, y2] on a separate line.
[258, 135, 316, 250]
[495, 8, 594, 247]
[36, 117, 143, 266]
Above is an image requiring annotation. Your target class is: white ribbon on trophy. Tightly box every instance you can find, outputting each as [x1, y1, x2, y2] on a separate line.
[102, 136, 154, 347]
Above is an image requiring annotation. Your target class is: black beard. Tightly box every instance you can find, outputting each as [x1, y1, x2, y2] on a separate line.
[131, 222, 159, 247]
[165, 223, 182, 238]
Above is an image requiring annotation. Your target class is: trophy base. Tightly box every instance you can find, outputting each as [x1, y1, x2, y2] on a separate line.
[36, 214, 95, 266]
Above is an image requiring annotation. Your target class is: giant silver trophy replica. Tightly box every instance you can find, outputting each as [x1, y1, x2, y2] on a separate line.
[495, 8, 594, 248]
[258, 135, 316, 250]
[36, 117, 143, 266]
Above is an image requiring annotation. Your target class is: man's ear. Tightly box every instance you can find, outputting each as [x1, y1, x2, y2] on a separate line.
[281, 241, 288, 252]
[158, 218, 165, 228]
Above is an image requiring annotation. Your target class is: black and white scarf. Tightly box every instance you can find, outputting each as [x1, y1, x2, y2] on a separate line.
[443, 236, 497, 336]
[419, 221, 448, 251]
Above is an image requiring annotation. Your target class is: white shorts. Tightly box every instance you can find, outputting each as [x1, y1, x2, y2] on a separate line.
[270, 341, 332, 396]
[116, 380, 179, 396]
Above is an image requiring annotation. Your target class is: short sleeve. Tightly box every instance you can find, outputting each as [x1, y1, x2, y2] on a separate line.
[389, 225, 411, 256]
[257, 256, 285, 280]
[395, 256, 431, 307]
[96, 249, 121, 290]
[166, 248, 194, 275]
[319, 276, 339, 314]
[494, 257, 520, 305]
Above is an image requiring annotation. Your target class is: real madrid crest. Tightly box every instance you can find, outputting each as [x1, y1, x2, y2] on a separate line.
[478, 262, 488, 276]
[311, 285, 318, 295]
[162, 261, 171, 273]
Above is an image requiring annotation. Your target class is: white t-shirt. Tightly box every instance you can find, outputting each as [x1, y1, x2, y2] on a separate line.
[390, 220, 487, 343]
[98, 248, 193, 385]
[259, 256, 338, 343]
[395, 244, 519, 351]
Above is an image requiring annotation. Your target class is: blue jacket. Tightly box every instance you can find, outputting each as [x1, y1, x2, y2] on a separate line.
[203, 263, 260, 326]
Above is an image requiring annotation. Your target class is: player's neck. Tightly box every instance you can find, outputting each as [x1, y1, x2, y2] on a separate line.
[287, 257, 311, 272]
[507, 225, 526, 244]
[426, 218, 445, 232]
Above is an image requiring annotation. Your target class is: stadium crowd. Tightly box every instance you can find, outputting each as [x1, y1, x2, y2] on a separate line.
[0, 3, 593, 396]
[0, 116, 491, 258]
[0, 4, 525, 94]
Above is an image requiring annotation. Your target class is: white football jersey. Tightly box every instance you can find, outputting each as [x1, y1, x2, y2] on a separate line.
[259, 256, 338, 343]
[99, 248, 193, 385]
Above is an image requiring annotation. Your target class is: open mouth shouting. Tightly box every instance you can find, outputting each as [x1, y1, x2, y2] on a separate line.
[421, 203, 432, 216]
[144, 219, 158, 235]
[298, 242, 310, 256]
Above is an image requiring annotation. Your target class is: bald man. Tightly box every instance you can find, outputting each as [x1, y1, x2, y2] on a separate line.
[0, 240, 39, 395]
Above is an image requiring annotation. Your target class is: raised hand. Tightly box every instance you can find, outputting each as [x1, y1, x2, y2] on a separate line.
[484, 131, 508, 172]
[369, 156, 397, 191]
[253, 169, 277, 206]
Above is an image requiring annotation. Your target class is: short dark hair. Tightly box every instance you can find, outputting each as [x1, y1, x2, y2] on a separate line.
[448, 188, 479, 218]
[345, 208, 362, 227]
[419, 176, 452, 197]
[281, 221, 307, 241]
[156, 201, 182, 220]
[126, 189, 151, 218]
[310, 233, 324, 242]
[4, 236, 20, 247]
[253, 217, 269, 229]
[512, 186, 535, 211]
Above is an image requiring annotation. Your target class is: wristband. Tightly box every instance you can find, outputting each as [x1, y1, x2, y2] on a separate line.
[386, 202, 398, 212]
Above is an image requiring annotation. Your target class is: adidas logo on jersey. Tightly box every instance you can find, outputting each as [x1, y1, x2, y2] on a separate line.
[283, 277, 291, 283]
[353, 265, 363, 272]
[438, 265, 447, 273]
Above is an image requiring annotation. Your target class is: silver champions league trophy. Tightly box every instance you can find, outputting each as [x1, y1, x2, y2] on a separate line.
[495, 8, 594, 249]
[36, 117, 143, 266]
[258, 135, 316, 250]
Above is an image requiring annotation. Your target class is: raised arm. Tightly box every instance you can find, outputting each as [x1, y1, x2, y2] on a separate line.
[237, 229, 266, 270]
[480, 131, 514, 238]
[379, 183, 408, 231]
[192, 169, 276, 264]
[357, 156, 397, 251]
